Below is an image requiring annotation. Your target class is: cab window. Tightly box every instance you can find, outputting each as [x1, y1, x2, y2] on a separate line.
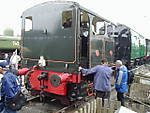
[62, 11, 72, 28]
[107, 24, 115, 38]
[25, 16, 32, 31]
[80, 11, 90, 37]
[92, 17, 105, 35]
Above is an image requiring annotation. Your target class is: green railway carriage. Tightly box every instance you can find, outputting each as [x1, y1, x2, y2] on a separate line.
[114, 24, 146, 68]
[130, 30, 146, 59]
[0, 36, 21, 59]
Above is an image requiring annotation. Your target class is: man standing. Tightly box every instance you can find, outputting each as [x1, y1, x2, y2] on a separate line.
[79, 59, 113, 105]
[115, 60, 128, 106]
[0, 65, 21, 113]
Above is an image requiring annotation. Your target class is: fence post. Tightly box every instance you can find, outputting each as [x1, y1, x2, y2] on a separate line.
[93, 99, 97, 113]
[101, 107, 107, 113]
[103, 99, 109, 108]
[131, 103, 137, 112]
[125, 102, 129, 108]
[107, 108, 114, 113]
[79, 108, 83, 113]
[139, 105, 145, 113]
[96, 98, 102, 113]
[109, 100, 114, 108]
[83, 104, 87, 113]
[114, 101, 121, 110]
[87, 102, 91, 113]
[91, 101, 94, 113]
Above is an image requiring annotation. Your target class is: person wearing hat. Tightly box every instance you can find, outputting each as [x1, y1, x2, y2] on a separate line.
[0, 64, 21, 113]
[79, 59, 113, 106]
[115, 60, 128, 106]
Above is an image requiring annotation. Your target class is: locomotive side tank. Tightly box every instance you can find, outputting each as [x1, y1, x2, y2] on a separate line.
[21, 1, 115, 104]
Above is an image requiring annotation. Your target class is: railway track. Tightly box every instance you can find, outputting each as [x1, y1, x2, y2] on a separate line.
[21, 96, 66, 113]
[20, 93, 95, 113]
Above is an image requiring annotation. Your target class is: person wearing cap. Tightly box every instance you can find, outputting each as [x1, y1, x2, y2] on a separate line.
[0, 61, 9, 112]
[79, 59, 113, 106]
[115, 60, 128, 106]
[0, 65, 21, 113]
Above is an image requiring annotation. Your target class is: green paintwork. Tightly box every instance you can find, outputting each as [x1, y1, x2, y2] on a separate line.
[91, 38, 103, 67]
[130, 30, 146, 59]
[22, 2, 77, 72]
[21, 1, 114, 72]
[0, 36, 21, 50]
[105, 40, 114, 62]
[90, 35, 114, 67]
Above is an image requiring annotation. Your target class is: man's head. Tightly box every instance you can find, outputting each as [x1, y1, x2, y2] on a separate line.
[11, 69, 19, 75]
[115, 60, 123, 67]
[101, 59, 108, 65]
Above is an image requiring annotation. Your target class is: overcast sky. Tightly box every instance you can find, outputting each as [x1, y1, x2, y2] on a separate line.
[0, 0, 150, 38]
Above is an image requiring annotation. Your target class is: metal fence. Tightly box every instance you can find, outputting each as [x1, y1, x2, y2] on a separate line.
[73, 97, 150, 113]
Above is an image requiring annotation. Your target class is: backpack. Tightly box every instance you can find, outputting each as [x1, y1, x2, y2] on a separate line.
[127, 71, 134, 85]
[5, 91, 27, 111]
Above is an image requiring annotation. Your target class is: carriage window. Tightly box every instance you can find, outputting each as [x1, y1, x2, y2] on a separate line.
[97, 22, 105, 35]
[25, 16, 32, 31]
[107, 24, 114, 38]
[92, 17, 105, 35]
[62, 11, 72, 28]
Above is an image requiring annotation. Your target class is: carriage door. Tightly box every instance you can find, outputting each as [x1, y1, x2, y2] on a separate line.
[79, 10, 90, 68]
[105, 23, 115, 63]
[90, 16, 105, 67]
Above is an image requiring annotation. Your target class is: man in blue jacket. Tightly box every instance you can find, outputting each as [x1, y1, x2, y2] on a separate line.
[115, 60, 128, 106]
[79, 59, 113, 106]
[0, 64, 21, 113]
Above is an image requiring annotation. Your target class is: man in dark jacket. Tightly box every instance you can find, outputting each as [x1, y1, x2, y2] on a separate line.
[0, 65, 21, 113]
[79, 59, 113, 106]
[115, 60, 128, 106]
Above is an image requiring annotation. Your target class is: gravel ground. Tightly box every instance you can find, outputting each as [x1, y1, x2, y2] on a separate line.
[19, 98, 65, 113]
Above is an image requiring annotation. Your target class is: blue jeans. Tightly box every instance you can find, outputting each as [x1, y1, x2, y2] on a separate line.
[0, 102, 4, 112]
